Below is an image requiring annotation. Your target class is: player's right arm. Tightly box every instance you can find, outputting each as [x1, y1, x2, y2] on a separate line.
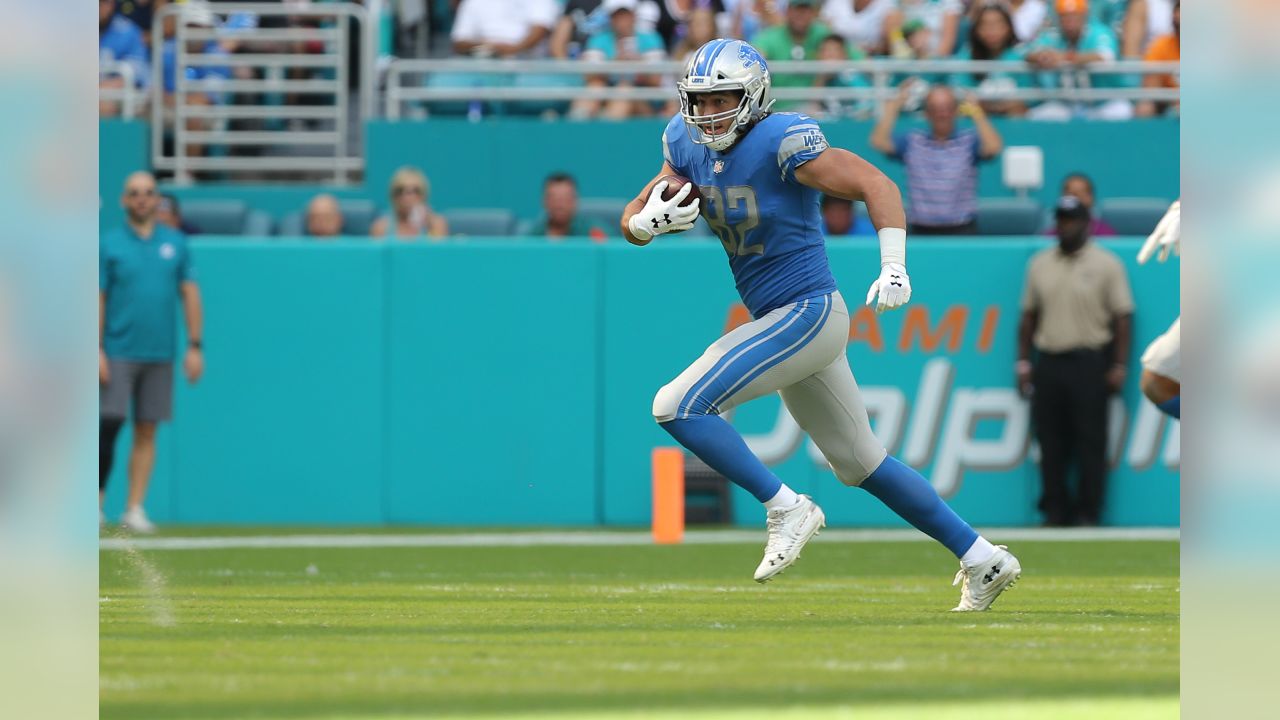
[620, 161, 698, 246]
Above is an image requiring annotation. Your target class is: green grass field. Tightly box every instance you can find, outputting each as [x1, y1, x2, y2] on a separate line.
[100, 535, 1179, 720]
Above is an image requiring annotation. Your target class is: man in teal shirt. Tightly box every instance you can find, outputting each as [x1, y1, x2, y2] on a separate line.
[525, 172, 606, 241]
[1026, 0, 1131, 120]
[100, 171, 204, 533]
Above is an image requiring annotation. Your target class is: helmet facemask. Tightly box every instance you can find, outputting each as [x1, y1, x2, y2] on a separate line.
[679, 88, 752, 152]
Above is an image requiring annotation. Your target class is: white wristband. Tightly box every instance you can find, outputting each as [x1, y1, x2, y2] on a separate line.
[878, 227, 907, 267]
[627, 213, 654, 243]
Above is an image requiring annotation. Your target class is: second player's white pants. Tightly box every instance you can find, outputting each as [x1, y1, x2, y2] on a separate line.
[1141, 316, 1181, 383]
[653, 291, 887, 485]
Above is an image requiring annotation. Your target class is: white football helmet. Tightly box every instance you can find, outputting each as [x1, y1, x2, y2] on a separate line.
[677, 39, 775, 152]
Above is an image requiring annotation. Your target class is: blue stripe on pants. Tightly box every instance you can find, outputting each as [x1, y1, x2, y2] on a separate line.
[708, 294, 832, 414]
[679, 296, 829, 419]
[676, 300, 809, 418]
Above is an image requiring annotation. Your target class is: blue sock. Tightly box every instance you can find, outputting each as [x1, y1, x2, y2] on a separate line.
[659, 416, 782, 502]
[1157, 396, 1180, 419]
[861, 455, 978, 558]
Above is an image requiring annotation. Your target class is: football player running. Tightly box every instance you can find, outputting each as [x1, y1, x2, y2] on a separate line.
[620, 38, 1020, 611]
[1137, 200, 1181, 418]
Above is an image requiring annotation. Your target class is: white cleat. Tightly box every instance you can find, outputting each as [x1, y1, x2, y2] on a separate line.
[951, 545, 1021, 612]
[120, 506, 157, 535]
[753, 495, 825, 583]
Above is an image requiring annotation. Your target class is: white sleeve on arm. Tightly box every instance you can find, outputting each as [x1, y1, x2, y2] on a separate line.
[451, 1, 480, 42]
[530, 0, 562, 29]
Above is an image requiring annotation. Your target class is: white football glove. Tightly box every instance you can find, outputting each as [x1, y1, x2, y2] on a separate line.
[1138, 199, 1180, 264]
[865, 262, 912, 313]
[627, 181, 700, 243]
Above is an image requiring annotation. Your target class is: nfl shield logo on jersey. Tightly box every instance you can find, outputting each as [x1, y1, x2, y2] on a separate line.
[713, 160, 725, 174]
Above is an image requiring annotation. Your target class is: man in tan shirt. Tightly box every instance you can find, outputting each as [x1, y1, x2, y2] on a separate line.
[1017, 196, 1134, 526]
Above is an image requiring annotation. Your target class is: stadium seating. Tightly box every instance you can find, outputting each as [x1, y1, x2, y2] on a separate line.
[1099, 197, 1173, 236]
[443, 208, 517, 236]
[423, 71, 505, 117]
[975, 197, 1045, 235]
[577, 197, 628, 231]
[503, 72, 579, 117]
[182, 199, 274, 236]
[275, 198, 380, 236]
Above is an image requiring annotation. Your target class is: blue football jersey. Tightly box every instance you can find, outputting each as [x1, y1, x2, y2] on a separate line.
[662, 111, 838, 318]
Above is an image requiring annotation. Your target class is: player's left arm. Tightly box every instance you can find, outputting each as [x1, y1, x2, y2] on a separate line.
[794, 147, 912, 313]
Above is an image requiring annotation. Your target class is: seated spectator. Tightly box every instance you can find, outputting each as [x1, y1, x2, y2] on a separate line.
[552, 0, 672, 59]
[306, 194, 345, 238]
[155, 193, 201, 235]
[821, 0, 903, 56]
[1043, 173, 1118, 237]
[1025, 0, 1131, 121]
[672, 8, 720, 65]
[527, 173, 607, 241]
[552, 0, 608, 59]
[895, 0, 963, 58]
[99, 0, 150, 116]
[808, 34, 872, 119]
[115, 0, 157, 32]
[750, 0, 832, 110]
[950, 3, 1031, 117]
[571, 0, 668, 120]
[650, 0, 730, 52]
[370, 167, 450, 240]
[1121, 0, 1175, 58]
[869, 82, 1003, 235]
[727, 0, 784, 42]
[821, 194, 876, 237]
[1136, 0, 1178, 118]
[451, 0, 560, 58]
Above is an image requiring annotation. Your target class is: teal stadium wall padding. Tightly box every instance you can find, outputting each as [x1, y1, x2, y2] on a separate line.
[99, 239, 1180, 527]
[99, 118, 1179, 230]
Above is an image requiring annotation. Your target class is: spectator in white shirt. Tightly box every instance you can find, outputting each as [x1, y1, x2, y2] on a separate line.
[451, 0, 561, 58]
[821, 0, 903, 56]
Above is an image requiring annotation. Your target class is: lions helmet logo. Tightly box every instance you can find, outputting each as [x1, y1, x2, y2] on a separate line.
[738, 44, 764, 70]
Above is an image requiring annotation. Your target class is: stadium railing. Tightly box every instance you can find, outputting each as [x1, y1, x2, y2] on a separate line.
[151, 2, 375, 185]
[99, 59, 142, 119]
[383, 58, 1180, 119]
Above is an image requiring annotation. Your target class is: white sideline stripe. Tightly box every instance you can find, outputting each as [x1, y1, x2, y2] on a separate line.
[99, 527, 1178, 551]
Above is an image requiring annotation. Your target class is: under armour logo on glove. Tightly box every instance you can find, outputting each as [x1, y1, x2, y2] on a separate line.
[627, 181, 700, 243]
[865, 263, 913, 314]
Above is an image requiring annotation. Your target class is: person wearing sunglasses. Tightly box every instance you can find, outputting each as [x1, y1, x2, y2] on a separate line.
[100, 171, 205, 533]
[370, 166, 449, 239]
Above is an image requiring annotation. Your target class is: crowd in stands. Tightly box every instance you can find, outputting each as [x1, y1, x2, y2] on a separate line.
[102, 1, 1180, 122]
[430, 0, 1180, 120]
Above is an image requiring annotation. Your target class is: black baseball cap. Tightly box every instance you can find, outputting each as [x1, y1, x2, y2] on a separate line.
[1054, 195, 1090, 220]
